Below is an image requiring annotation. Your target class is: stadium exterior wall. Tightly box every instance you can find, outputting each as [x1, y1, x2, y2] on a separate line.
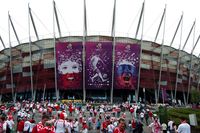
[0, 36, 199, 101]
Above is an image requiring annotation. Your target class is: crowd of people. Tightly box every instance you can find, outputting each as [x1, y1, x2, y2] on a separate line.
[0, 100, 191, 133]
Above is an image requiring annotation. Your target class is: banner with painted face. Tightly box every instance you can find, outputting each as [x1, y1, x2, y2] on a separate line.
[56, 42, 82, 90]
[85, 42, 112, 89]
[114, 43, 140, 89]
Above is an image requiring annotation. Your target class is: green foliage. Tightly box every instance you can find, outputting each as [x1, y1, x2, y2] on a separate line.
[158, 106, 168, 124]
[168, 108, 200, 129]
[190, 90, 200, 104]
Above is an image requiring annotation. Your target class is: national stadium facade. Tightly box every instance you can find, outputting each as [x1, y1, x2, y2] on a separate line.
[0, 36, 199, 104]
[0, 1, 199, 104]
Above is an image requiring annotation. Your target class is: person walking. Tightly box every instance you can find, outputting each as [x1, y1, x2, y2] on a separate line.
[177, 117, 190, 133]
[113, 118, 126, 133]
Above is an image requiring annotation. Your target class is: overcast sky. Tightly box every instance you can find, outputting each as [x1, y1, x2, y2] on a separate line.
[0, 0, 200, 56]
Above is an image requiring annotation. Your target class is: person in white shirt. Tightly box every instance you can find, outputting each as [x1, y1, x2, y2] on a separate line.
[54, 113, 68, 133]
[177, 118, 190, 133]
[23, 118, 31, 133]
[73, 118, 79, 133]
[168, 119, 174, 131]
[107, 122, 115, 133]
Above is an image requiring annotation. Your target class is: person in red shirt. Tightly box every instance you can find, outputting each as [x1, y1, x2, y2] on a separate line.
[148, 111, 153, 121]
[132, 118, 136, 130]
[32, 114, 51, 133]
[113, 118, 126, 133]
[101, 116, 110, 133]
[17, 117, 25, 133]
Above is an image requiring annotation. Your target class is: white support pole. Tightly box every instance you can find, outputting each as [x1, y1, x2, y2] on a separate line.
[82, 0, 87, 103]
[8, 12, 15, 102]
[136, 0, 145, 103]
[53, 1, 58, 101]
[174, 13, 183, 100]
[155, 89, 158, 104]
[28, 4, 34, 101]
[157, 5, 166, 104]
[183, 91, 186, 105]
[43, 84, 46, 102]
[110, 0, 116, 104]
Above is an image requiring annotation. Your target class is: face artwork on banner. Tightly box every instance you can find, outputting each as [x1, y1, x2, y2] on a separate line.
[56, 42, 82, 89]
[115, 43, 140, 89]
[85, 42, 112, 89]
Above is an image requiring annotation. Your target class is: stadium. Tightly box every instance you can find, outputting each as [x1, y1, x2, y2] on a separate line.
[0, 0, 199, 104]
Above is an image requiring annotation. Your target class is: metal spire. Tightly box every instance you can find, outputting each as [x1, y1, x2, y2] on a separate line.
[28, 4, 39, 40]
[135, 2, 144, 39]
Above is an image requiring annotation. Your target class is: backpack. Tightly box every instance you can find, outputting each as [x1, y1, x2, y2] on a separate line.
[6, 122, 11, 133]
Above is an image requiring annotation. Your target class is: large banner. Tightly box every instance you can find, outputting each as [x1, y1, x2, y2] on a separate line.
[56, 42, 82, 89]
[114, 43, 140, 89]
[85, 42, 112, 89]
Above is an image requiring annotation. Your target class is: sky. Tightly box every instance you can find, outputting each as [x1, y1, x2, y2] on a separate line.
[0, 0, 200, 56]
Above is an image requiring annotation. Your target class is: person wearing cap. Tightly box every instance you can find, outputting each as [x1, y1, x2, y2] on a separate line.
[54, 112, 68, 133]
[113, 118, 126, 133]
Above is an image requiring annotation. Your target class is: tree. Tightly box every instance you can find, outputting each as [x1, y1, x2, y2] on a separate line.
[190, 90, 200, 104]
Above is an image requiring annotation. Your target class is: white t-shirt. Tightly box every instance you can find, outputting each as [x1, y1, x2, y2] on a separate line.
[24, 121, 31, 132]
[162, 123, 167, 130]
[73, 121, 79, 132]
[82, 128, 88, 133]
[177, 123, 190, 133]
[168, 120, 173, 130]
[107, 124, 115, 132]
[54, 119, 67, 133]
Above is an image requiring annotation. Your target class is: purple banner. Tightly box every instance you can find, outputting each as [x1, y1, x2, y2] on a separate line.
[85, 42, 112, 89]
[114, 43, 140, 90]
[56, 42, 82, 90]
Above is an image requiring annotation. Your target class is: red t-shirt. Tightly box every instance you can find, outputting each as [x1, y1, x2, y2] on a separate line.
[102, 121, 108, 129]
[32, 122, 55, 133]
[132, 120, 136, 128]
[17, 120, 25, 132]
[113, 127, 126, 133]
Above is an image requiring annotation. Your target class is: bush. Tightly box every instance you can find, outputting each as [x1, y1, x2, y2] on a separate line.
[168, 108, 200, 130]
[158, 106, 168, 124]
